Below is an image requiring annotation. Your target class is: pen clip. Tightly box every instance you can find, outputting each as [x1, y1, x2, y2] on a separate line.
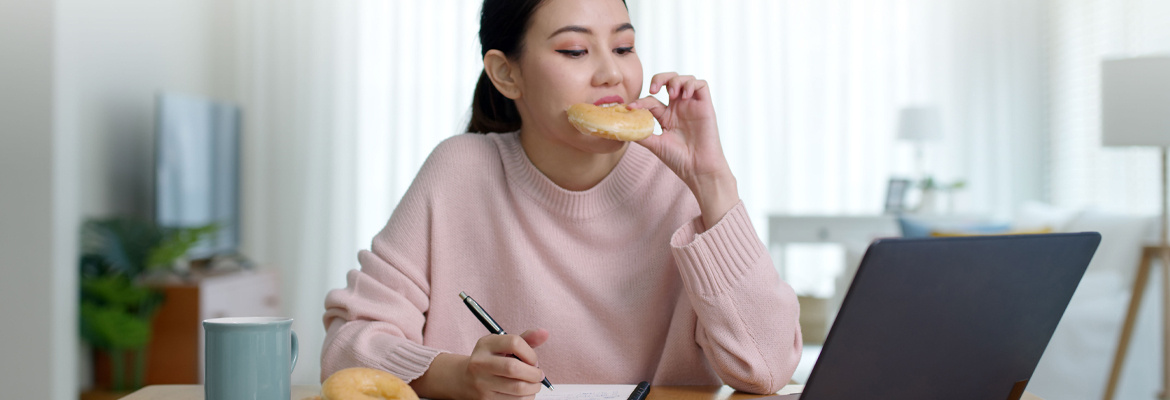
[463, 293, 505, 334]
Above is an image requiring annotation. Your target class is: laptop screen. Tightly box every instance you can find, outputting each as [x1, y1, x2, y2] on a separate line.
[800, 233, 1100, 400]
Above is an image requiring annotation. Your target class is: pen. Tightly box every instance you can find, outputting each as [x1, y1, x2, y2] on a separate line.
[627, 381, 651, 400]
[459, 291, 555, 390]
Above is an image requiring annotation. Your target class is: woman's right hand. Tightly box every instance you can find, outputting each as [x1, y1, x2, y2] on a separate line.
[462, 329, 549, 399]
[412, 328, 550, 399]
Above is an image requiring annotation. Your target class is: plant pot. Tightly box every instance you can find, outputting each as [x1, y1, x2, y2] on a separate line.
[91, 347, 148, 392]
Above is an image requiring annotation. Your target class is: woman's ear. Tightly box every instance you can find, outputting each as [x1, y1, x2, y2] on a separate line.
[483, 49, 522, 100]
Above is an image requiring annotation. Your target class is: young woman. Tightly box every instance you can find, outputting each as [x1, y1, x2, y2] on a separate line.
[321, 0, 802, 398]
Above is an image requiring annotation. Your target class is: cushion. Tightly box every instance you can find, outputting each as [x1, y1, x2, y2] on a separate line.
[1013, 201, 1083, 232]
[930, 227, 1053, 237]
[1062, 210, 1157, 283]
[897, 216, 1012, 238]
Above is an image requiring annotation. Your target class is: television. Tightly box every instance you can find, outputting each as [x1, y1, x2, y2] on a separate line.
[154, 92, 241, 260]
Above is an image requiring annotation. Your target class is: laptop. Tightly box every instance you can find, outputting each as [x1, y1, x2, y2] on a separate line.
[774, 232, 1100, 400]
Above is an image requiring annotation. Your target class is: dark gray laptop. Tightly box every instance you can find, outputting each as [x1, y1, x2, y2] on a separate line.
[777, 232, 1100, 400]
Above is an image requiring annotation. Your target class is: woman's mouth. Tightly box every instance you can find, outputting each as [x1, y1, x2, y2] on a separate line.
[593, 95, 624, 106]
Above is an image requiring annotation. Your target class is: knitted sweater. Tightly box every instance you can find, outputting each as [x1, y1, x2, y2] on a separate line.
[321, 132, 801, 394]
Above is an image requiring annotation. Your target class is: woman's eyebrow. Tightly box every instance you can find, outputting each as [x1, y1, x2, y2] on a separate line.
[548, 23, 636, 39]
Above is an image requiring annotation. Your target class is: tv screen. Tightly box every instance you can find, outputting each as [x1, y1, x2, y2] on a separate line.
[155, 92, 240, 260]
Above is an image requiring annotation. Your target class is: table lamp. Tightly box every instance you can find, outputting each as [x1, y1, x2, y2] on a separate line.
[897, 106, 943, 213]
[897, 106, 943, 179]
[1101, 55, 1170, 400]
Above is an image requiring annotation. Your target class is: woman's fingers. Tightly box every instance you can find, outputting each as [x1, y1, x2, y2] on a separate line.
[479, 365, 543, 395]
[462, 332, 549, 400]
[479, 333, 542, 367]
[649, 72, 679, 94]
[519, 329, 550, 349]
[648, 72, 705, 101]
[665, 75, 695, 99]
[466, 353, 544, 398]
[682, 79, 707, 100]
[628, 95, 668, 122]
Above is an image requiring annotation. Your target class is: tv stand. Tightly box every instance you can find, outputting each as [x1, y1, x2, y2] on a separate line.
[141, 267, 280, 384]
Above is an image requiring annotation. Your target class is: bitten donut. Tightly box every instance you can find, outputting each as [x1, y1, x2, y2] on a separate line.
[320, 367, 419, 400]
[567, 102, 655, 141]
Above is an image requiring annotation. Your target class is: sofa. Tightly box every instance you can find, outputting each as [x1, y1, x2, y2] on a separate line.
[1015, 202, 1160, 400]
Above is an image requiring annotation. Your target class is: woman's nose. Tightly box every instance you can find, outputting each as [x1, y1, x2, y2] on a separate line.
[591, 51, 623, 87]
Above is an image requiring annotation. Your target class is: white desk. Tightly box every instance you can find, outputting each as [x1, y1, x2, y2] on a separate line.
[767, 214, 988, 342]
[767, 215, 900, 344]
[767, 213, 990, 284]
[767, 215, 900, 247]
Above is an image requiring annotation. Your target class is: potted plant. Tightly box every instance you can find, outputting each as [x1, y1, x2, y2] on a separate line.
[915, 176, 967, 214]
[79, 218, 215, 391]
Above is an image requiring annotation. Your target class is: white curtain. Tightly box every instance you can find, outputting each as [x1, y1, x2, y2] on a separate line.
[233, 0, 1052, 385]
[1048, 0, 1170, 215]
[630, 0, 1046, 227]
[234, 0, 363, 385]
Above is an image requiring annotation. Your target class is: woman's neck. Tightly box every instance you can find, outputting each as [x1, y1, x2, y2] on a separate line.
[518, 129, 627, 192]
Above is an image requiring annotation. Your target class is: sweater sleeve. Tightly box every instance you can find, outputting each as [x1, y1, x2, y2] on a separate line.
[669, 201, 802, 394]
[320, 152, 444, 383]
[319, 252, 441, 383]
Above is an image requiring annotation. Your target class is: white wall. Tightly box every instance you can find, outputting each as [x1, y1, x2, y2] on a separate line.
[1, 0, 237, 396]
[57, 0, 239, 390]
[57, 0, 238, 218]
[0, 0, 78, 398]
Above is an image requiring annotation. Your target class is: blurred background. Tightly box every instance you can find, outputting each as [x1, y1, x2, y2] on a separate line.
[2, 0, 1169, 399]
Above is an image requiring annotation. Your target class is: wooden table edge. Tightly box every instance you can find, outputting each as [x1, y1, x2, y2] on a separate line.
[116, 384, 1042, 399]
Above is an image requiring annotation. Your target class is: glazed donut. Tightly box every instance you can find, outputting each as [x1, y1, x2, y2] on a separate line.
[567, 103, 655, 141]
[320, 367, 419, 400]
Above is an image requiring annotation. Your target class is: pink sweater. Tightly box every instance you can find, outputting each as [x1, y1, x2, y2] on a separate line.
[321, 132, 801, 394]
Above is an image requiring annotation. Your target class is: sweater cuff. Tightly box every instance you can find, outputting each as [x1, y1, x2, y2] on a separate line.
[670, 201, 769, 296]
[362, 338, 443, 383]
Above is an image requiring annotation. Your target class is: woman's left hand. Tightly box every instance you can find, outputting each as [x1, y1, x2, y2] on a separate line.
[630, 72, 739, 230]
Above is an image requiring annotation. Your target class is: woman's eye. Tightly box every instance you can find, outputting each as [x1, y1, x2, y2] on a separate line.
[615, 47, 634, 55]
[556, 49, 587, 58]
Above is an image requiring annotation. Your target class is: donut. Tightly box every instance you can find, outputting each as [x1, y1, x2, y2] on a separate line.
[567, 103, 655, 141]
[320, 367, 419, 400]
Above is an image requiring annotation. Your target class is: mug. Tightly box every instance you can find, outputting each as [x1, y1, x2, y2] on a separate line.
[203, 317, 299, 400]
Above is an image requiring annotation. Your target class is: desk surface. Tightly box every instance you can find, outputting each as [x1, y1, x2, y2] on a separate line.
[119, 384, 1042, 399]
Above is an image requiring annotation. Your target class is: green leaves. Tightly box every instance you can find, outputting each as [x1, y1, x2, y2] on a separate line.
[79, 218, 215, 390]
[78, 275, 162, 350]
[81, 218, 218, 276]
[917, 176, 967, 192]
[147, 224, 218, 271]
[78, 218, 216, 352]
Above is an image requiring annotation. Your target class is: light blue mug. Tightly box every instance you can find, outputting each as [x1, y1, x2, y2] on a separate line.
[203, 317, 298, 400]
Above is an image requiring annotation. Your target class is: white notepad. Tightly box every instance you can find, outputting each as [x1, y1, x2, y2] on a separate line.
[535, 384, 638, 400]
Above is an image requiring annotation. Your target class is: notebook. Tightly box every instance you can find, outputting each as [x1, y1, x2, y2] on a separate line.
[535, 384, 637, 400]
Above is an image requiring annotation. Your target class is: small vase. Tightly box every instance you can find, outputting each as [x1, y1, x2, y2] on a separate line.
[916, 189, 938, 214]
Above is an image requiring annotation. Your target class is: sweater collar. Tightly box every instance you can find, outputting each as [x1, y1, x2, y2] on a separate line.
[492, 132, 660, 220]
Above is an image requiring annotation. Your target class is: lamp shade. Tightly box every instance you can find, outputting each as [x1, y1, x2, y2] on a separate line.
[896, 106, 942, 142]
[1101, 56, 1170, 147]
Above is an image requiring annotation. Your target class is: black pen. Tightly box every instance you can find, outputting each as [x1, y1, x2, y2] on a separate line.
[627, 381, 651, 400]
[459, 291, 555, 390]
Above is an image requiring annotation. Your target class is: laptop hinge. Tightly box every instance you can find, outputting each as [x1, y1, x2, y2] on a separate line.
[1006, 380, 1028, 400]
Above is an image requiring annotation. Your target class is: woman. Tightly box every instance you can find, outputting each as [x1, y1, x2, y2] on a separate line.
[321, 0, 802, 398]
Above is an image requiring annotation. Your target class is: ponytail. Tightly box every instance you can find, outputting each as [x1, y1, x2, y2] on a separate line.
[467, 70, 521, 133]
[467, 0, 625, 133]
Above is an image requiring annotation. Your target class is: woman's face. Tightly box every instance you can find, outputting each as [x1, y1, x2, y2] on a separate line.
[513, 0, 643, 153]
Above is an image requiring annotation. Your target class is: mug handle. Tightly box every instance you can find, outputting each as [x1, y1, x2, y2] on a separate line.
[290, 330, 299, 373]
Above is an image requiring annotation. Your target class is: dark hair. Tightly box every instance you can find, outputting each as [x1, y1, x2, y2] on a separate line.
[467, 0, 544, 133]
[467, 0, 627, 133]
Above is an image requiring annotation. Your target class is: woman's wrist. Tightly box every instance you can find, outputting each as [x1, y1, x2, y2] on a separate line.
[689, 169, 739, 231]
[410, 352, 471, 400]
